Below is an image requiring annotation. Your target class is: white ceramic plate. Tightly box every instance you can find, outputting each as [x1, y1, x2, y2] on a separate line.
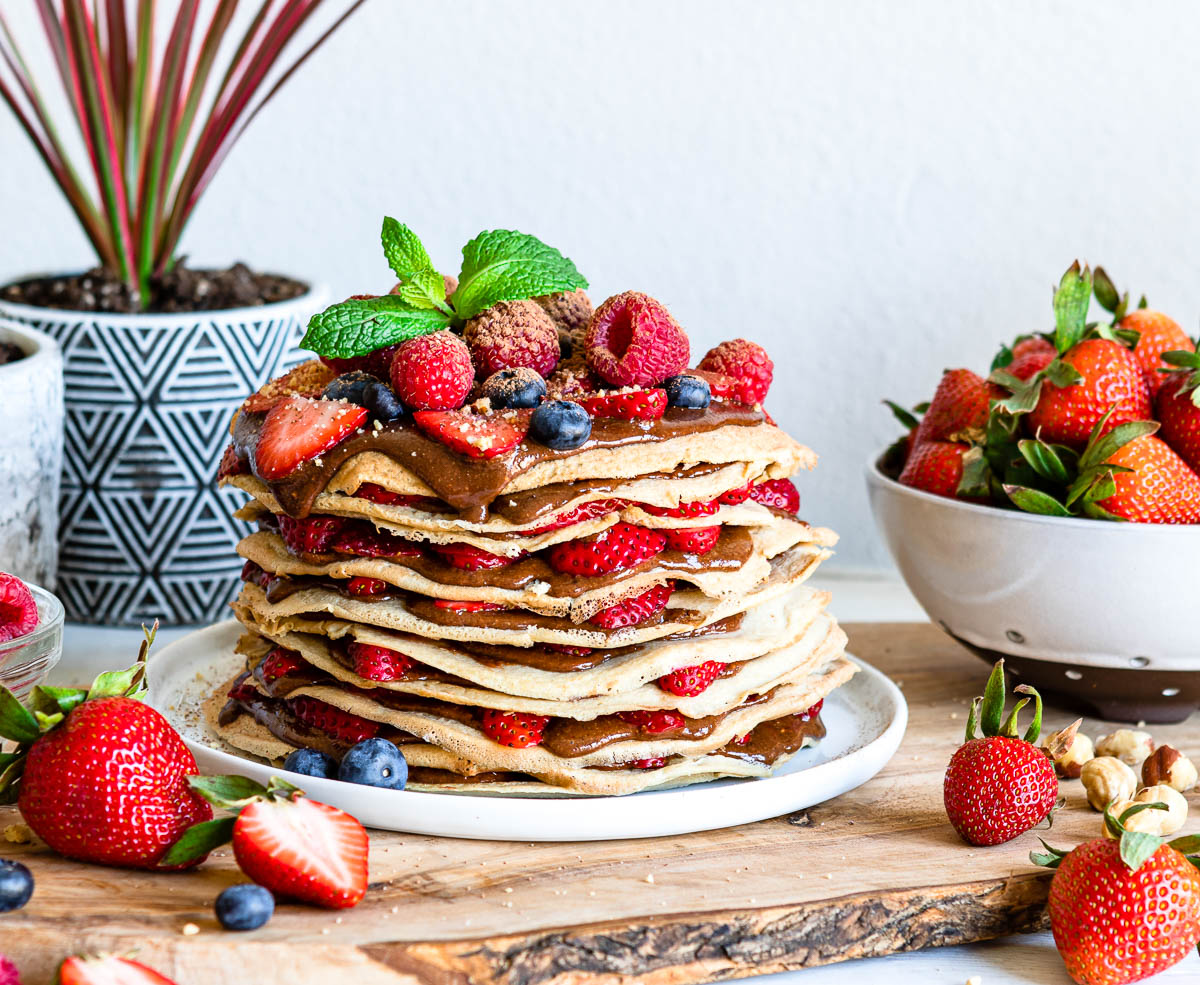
[148, 620, 907, 842]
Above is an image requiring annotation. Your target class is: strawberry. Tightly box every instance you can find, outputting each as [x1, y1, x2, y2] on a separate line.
[259, 647, 308, 685]
[1155, 353, 1200, 472]
[546, 643, 594, 656]
[798, 698, 823, 721]
[277, 514, 345, 555]
[522, 498, 626, 534]
[1006, 336, 1057, 381]
[331, 529, 423, 558]
[591, 581, 675, 629]
[433, 599, 505, 612]
[480, 710, 549, 748]
[641, 497, 719, 519]
[242, 360, 338, 416]
[717, 481, 753, 505]
[434, 542, 519, 570]
[1027, 339, 1151, 447]
[0, 630, 212, 869]
[183, 776, 368, 909]
[288, 696, 379, 744]
[414, 409, 528, 459]
[348, 642, 413, 681]
[943, 661, 1057, 846]
[914, 369, 999, 444]
[355, 483, 437, 508]
[631, 757, 667, 769]
[898, 441, 968, 498]
[577, 388, 668, 421]
[1095, 433, 1200, 524]
[748, 478, 800, 514]
[389, 330, 474, 410]
[241, 559, 272, 589]
[345, 576, 388, 597]
[0, 573, 38, 642]
[661, 525, 721, 554]
[547, 522, 666, 577]
[0, 957, 19, 985]
[657, 661, 725, 696]
[1121, 308, 1196, 397]
[216, 443, 246, 480]
[618, 709, 686, 733]
[254, 395, 367, 481]
[698, 339, 774, 403]
[1034, 803, 1200, 985]
[59, 956, 178, 985]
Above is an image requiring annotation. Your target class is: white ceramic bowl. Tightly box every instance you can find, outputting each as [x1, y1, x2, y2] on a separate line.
[865, 452, 1200, 722]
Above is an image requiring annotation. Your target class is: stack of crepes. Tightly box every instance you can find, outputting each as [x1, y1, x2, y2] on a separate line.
[208, 363, 854, 796]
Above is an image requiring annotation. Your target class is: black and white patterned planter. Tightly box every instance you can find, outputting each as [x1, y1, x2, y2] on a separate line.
[0, 284, 325, 626]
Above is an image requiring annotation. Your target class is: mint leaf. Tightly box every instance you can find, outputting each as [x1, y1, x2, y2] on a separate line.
[452, 229, 588, 321]
[380, 218, 451, 315]
[301, 296, 450, 359]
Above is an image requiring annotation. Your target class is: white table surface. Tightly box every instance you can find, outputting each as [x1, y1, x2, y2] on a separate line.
[51, 572, 1200, 985]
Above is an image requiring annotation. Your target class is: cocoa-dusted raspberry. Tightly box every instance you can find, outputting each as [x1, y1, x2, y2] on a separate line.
[585, 291, 690, 387]
[535, 288, 593, 358]
[463, 299, 559, 380]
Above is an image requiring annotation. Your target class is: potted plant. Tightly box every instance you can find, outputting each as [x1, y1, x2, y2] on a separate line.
[0, 1, 363, 625]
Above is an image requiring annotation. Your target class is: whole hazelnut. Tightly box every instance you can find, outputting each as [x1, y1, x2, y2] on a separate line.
[1133, 784, 1189, 835]
[1141, 744, 1199, 793]
[1080, 756, 1138, 812]
[1041, 719, 1095, 779]
[1101, 799, 1172, 838]
[1094, 729, 1154, 767]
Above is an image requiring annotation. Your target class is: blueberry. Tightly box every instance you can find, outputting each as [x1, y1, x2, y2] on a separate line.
[362, 380, 406, 421]
[530, 400, 592, 450]
[322, 371, 379, 405]
[663, 374, 711, 409]
[338, 737, 408, 789]
[215, 883, 275, 931]
[482, 367, 547, 409]
[0, 859, 32, 913]
[283, 747, 339, 779]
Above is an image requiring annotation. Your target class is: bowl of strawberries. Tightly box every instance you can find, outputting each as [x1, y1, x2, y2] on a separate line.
[867, 262, 1200, 723]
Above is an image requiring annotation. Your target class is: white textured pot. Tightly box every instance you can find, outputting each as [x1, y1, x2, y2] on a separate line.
[0, 321, 63, 587]
[866, 453, 1200, 722]
[0, 281, 327, 626]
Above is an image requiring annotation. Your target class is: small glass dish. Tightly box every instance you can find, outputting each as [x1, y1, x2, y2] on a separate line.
[0, 583, 64, 701]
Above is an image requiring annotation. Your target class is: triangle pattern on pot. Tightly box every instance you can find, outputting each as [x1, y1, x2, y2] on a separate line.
[158, 401, 240, 478]
[102, 321, 192, 401]
[101, 489, 197, 570]
[159, 321, 258, 402]
[63, 404, 137, 485]
[158, 488, 244, 574]
[94, 404, 195, 489]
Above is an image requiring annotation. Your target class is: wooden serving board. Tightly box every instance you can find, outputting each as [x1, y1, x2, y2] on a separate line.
[4, 622, 1198, 984]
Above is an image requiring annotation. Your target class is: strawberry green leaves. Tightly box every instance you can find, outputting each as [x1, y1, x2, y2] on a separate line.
[966, 660, 1044, 745]
[452, 230, 588, 321]
[1052, 261, 1094, 354]
[300, 222, 589, 359]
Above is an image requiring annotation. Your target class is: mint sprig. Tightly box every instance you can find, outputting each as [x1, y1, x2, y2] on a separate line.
[451, 229, 588, 321]
[300, 222, 589, 360]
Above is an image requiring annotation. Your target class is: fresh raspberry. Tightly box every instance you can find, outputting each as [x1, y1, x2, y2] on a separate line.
[355, 483, 437, 509]
[521, 498, 626, 534]
[798, 699, 823, 721]
[641, 497, 719, 519]
[330, 526, 422, 559]
[259, 647, 308, 685]
[277, 514, 345, 555]
[585, 291, 690, 386]
[348, 642, 414, 681]
[288, 696, 379, 744]
[463, 299, 560, 379]
[345, 576, 388, 597]
[717, 481, 753, 505]
[578, 387, 668, 421]
[414, 408, 530, 459]
[0, 954, 21, 985]
[618, 709, 685, 733]
[389, 330, 474, 410]
[590, 581, 675, 629]
[698, 339, 774, 404]
[657, 661, 725, 696]
[749, 478, 800, 514]
[661, 525, 721, 554]
[547, 523, 666, 577]
[480, 710, 549, 748]
[434, 543, 520, 570]
[433, 599, 505, 612]
[0, 574, 38, 642]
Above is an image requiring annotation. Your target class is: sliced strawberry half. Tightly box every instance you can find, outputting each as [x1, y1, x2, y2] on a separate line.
[277, 514, 345, 555]
[259, 647, 309, 685]
[355, 483, 438, 509]
[480, 710, 549, 748]
[630, 757, 667, 769]
[798, 699, 823, 721]
[59, 955, 179, 985]
[618, 709, 685, 733]
[717, 481, 753, 505]
[254, 396, 367, 481]
[641, 497, 719, 519]
[288, 695, 379, 744]
[434, 542, 521, 570]
[522, 498, 627, 534]
[546, 643, 594, 657]
[414, 409, 529, 459]
[433, 599, 505, 612]
[547, 522, 666, 577]
[348, 642, 414, 681]
[749, 478, 800, 514]
[578, 388, 668, 421]
[331, 527, 422, 558]
[344, 576, 389, 597]
[661, 525, 721, 554]
[590, 581, 675, 629]
[658, 660, 726, 696]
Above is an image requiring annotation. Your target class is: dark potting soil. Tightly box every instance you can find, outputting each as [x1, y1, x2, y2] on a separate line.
[0, 342, 26, 365]
[0, 262, 307, 314]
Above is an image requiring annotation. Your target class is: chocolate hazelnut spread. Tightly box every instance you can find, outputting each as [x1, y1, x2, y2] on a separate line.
[233, 402, 766, 522]
[720, 712, 826, 765]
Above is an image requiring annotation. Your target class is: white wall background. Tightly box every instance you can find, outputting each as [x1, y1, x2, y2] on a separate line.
[3, 0, 1200, 571]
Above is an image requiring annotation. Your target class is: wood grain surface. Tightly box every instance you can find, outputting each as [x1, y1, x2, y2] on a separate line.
[3, 622, 1197, 984]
